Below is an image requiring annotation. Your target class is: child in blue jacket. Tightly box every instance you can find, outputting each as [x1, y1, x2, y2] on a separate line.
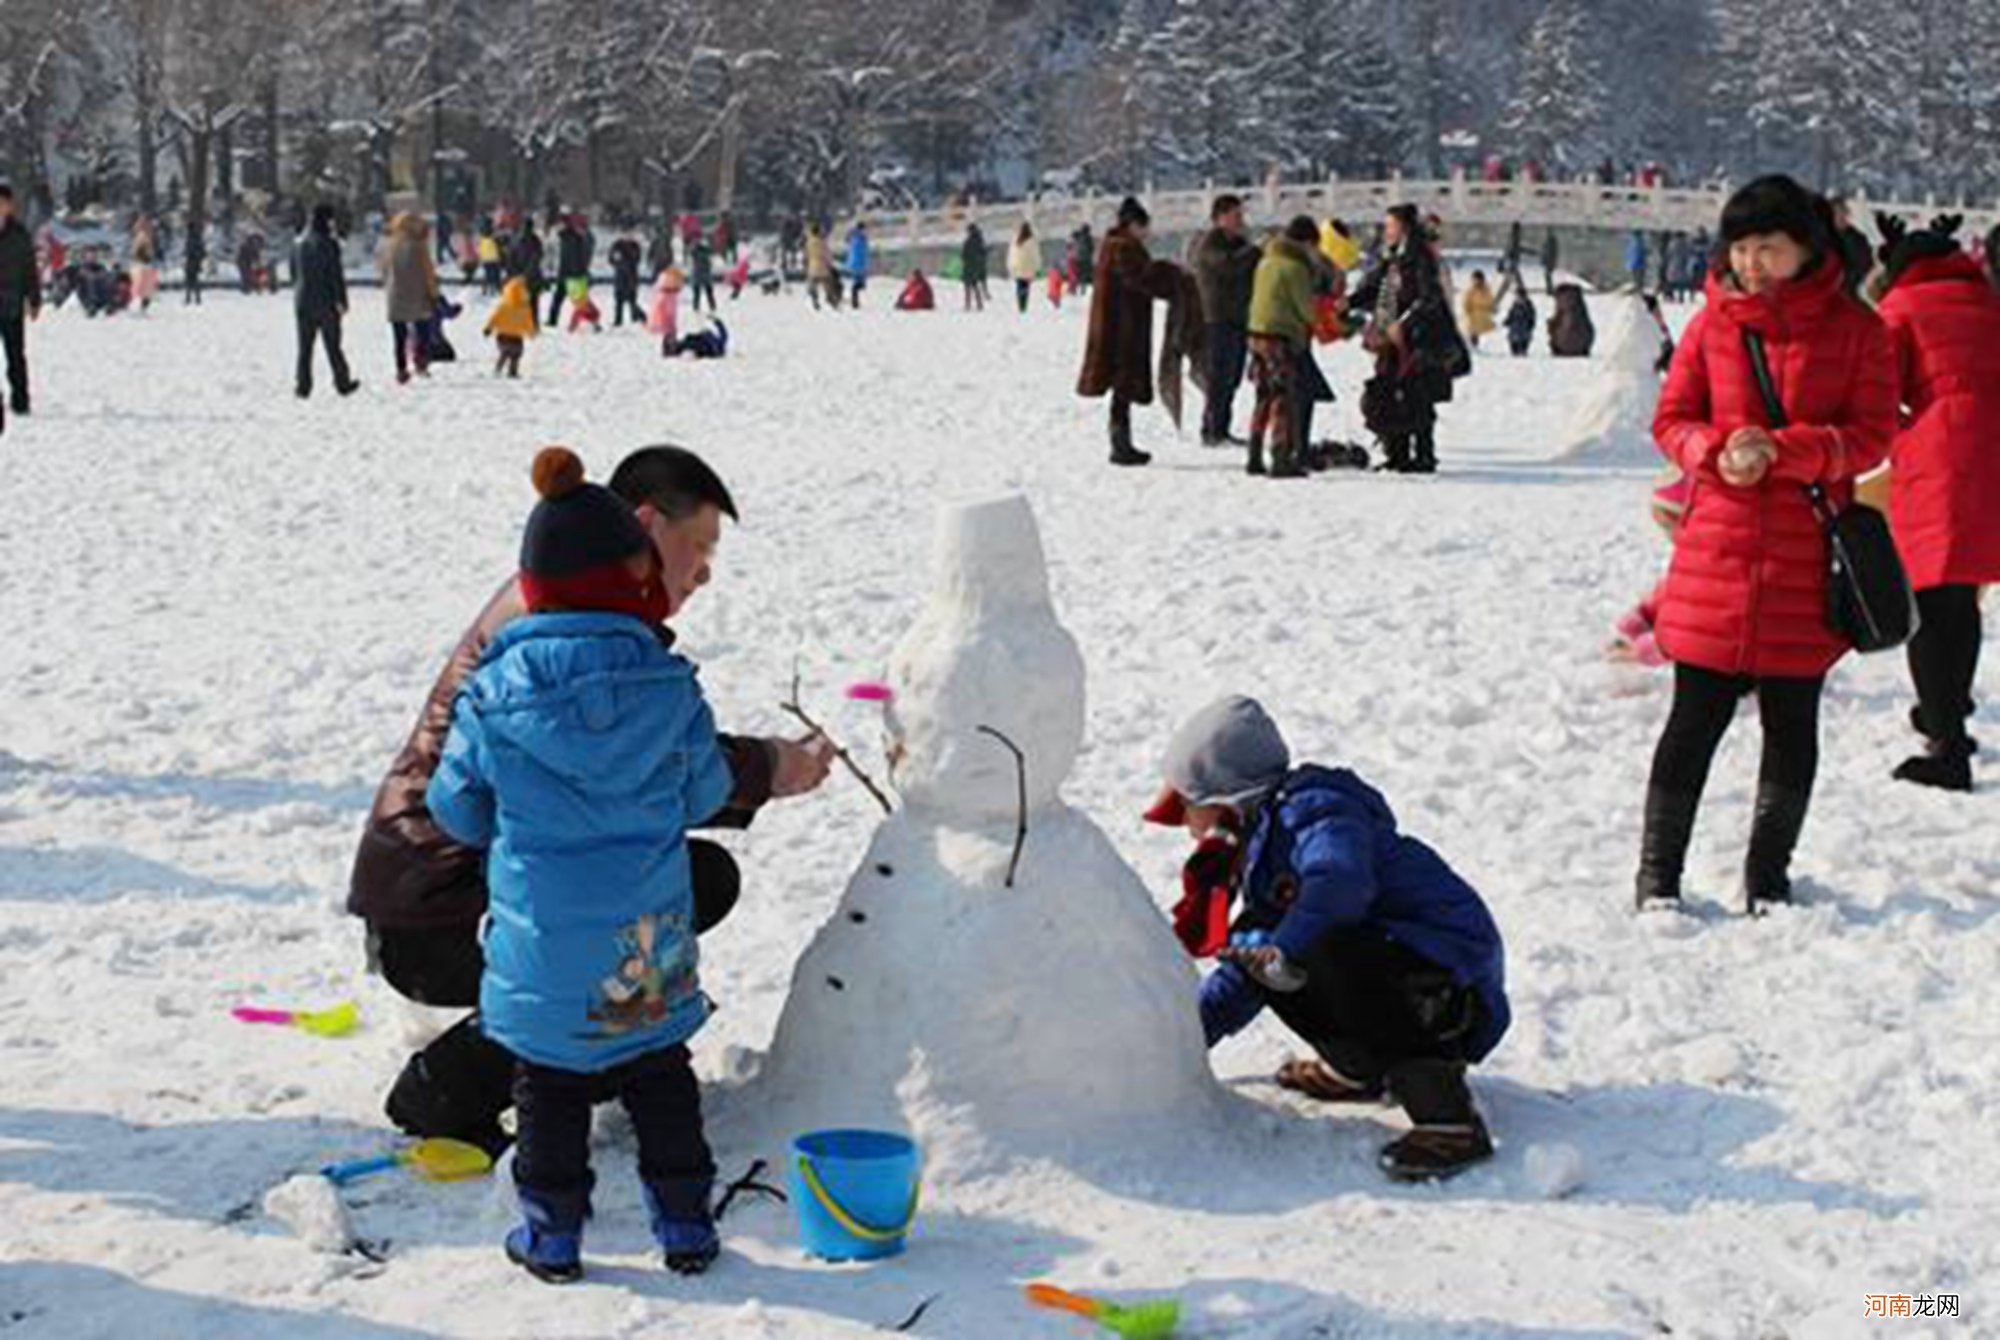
[428, 446, 734, 1283]
[1146, 696, 1510, 1182]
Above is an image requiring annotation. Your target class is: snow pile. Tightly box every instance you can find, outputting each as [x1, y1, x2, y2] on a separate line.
[1557, 295, 1666, 463]
[1521, 1142, 1588, 1199]
[750, 497, 1219, 1170]
[262, 1174, 354, 1254]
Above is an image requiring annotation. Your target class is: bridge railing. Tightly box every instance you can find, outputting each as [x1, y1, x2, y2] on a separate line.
[856, 174, 2000, 254]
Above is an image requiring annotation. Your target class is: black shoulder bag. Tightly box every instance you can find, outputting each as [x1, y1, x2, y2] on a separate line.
[1742, 330, 1915, 653]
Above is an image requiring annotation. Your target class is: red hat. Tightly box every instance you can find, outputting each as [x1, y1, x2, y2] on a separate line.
[1142, 785, 1188, 827]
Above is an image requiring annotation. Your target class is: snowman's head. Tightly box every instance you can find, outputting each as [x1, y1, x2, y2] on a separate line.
[882, 497, 1085, 822]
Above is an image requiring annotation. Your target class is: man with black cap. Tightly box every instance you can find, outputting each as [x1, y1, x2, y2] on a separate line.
[293, 203, 359, 399]
[349, 443, 832, 1158]
[1145, 695, 1510, 1181]
[0, 182, 42, 433]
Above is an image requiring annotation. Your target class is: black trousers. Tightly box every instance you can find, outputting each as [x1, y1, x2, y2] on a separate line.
[375, 839, 740, 1146]
[1261, 931, 1483, 1083]
[1647, 663, 1825, 800]
[295, 312, 352, 396]
[1908, 584, 1983, 744]
[690, 279, 717, 313]
[2, 312, 28, 412]
[1015, 278, 1032, 313]
[514, 1043, 715, 1223]
[1202, 323, 1247, 441]
[546, 281, 573, 326]
[613, 286, 642, 327]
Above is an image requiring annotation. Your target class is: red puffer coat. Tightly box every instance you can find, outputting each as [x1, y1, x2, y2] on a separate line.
[1875, 252, 2000, 590]
[1652, 261, 1897, 678]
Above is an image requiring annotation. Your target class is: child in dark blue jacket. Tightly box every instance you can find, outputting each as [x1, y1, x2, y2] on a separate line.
[1147, 696, 1510, 1181]
[429, 447, 734, 1283]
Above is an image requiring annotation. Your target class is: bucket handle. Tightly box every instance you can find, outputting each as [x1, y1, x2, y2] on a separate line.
[796, 1154, 921, 1243]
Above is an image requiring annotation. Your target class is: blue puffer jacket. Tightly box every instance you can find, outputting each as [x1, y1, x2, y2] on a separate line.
[427, 613, 735, 1073]
[845, 228, 870, 278]
[1199, 766, 1510, 1061]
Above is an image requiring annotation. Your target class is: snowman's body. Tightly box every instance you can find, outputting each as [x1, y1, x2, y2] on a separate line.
[1558, 295, 1667, 464]
[751, 497, 1220, 1169]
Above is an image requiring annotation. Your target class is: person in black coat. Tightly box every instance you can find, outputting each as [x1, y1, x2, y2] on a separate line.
[608, 231, 644, 327]
[1347, 205, 1464, 473]
[1829, 196, 1873, 296]
[292, 203, 359, 400]
[0, 183, 42, 433]
[1070, 223, 1095, 295]
[509, 220, 546, 308]
[960, 223, 989, 310]
[688, 236, 717, 313]
[182, 229, 206, 305]
[547, 214, 592, 326]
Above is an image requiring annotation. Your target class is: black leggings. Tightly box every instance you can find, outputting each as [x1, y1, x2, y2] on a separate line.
[1648, 663, 1825, 800]
[1908, 584, 1983, 743]
[1262, 931, 1483, 1083]
[513, 1044, 714, 1221]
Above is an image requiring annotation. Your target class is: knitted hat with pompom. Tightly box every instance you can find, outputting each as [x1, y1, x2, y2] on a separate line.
[518, 446, 655, 617]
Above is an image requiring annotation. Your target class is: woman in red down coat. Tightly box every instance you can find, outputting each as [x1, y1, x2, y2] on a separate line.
[1874, 218, 2000, 792]
[1635, 176, 1896, 915]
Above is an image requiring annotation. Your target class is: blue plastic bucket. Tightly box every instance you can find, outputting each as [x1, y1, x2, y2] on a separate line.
[788, 1129, 921, 1262]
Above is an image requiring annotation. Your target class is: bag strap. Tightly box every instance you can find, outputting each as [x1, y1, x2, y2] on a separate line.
[1742, 329, 1835, 521]
[1741, 329, 1788, 429]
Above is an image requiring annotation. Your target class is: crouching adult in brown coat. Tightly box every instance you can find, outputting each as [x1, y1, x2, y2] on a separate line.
[348, 445, 833, 1155]
[1077, 196, 1185, 467]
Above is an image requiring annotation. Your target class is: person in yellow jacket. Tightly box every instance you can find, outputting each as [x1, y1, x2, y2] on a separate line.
[1319, 218, 1362, 273]
[477, 229, 504, 295]
[1461, 270, 1498, 350]
[484, 275, 539, 378]
[1247, 217, 1326, 478]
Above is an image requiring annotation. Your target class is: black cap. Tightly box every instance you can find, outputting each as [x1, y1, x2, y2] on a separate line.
[1719, 175, 1832, 261]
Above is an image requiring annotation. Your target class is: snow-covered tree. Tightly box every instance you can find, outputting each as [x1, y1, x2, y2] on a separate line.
[1499, 0, 1609, 173]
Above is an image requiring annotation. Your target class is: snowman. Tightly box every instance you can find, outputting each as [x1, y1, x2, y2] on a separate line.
[748, 496, 1221, 1171]
[1558, 294, 1669, 463]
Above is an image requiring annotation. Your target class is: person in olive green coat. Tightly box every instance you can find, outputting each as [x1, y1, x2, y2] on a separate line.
[1246, 217, 1324, 477]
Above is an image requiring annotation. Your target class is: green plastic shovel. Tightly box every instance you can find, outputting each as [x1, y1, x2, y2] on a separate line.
[1026, 1283, 1182, 1339]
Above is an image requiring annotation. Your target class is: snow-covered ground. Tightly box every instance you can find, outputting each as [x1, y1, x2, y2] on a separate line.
[1, 278, 1992, 1339]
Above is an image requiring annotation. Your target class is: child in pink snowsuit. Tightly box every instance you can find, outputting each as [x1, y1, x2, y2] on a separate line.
[1609, 472, 1690, 668]
[647, 267, 684, 355]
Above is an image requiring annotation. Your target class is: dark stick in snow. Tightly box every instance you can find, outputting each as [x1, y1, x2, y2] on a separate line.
[782, 661, 894, 815]
[976, 725, 1027, 888]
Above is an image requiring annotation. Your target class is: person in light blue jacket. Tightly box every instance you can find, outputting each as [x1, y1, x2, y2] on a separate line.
[1625, 230, 1650, 292]
[429, 446, 733, 1284]
[1145, 696, 1509, 1183]
[844, 221, 871, 308]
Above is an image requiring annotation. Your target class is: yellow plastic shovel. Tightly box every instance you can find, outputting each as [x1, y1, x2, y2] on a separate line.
[321, 1137, 494, 1187]
[232, 1000, 360, 1038]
